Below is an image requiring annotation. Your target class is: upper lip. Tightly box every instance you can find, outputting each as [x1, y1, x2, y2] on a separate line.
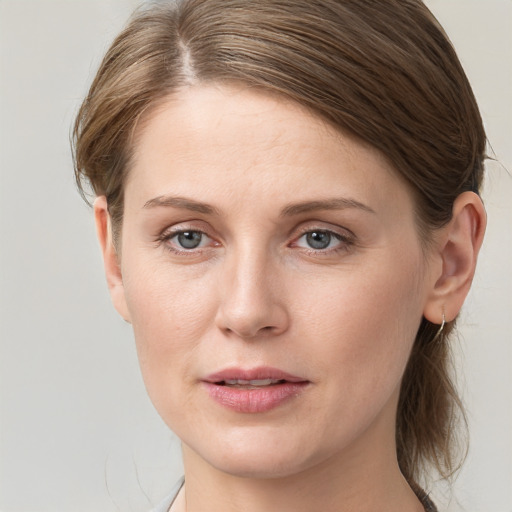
[203, 366, 308, 384]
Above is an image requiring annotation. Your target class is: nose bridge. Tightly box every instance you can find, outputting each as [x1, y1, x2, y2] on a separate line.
[215, 240, 288, 338]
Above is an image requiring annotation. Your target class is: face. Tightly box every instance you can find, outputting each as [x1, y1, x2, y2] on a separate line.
[112, 84, 435, 478]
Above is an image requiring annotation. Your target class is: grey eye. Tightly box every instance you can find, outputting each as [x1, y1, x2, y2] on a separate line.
[305, 231, 332, 249]
[176, 231, 203, 249]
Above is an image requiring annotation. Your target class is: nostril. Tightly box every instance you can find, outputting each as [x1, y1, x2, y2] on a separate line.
[223, 323, 276, 339]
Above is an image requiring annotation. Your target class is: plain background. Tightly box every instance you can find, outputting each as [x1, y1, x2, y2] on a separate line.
[0, 1, 510, 511]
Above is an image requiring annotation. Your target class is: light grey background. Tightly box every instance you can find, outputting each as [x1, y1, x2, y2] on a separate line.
[0, 1, 510, 511]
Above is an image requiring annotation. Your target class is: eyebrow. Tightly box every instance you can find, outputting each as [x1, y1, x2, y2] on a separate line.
[143, 195, 219, 215]
[142, 195, 375, 217]
[281, 198, 376, 216]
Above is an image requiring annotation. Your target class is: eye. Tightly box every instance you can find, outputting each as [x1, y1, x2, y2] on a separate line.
[169, 230, 212, 250]
[294, 230, 347, 251]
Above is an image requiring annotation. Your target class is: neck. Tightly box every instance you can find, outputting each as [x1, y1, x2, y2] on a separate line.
[175, 407, 424, 512]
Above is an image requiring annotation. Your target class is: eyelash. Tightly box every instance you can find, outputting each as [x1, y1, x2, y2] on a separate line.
[156, 226, 355, 256]
[156, 227, 217, 256]
[292, 227, 354, 255]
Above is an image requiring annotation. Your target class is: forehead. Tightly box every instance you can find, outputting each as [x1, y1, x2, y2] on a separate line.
[126, 84, 413, 218]
[132, 84, 353, 163]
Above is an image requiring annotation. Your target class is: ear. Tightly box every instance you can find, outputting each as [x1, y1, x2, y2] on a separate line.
[94, 196, 131, 323]
[423, 191, 486, 324]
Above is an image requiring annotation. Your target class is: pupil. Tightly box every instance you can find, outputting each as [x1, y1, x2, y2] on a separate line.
[178, 231, 202, 249]
[306, 231, 331, 249]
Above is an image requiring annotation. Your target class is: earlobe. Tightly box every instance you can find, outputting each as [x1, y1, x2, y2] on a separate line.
[93, 196, 131, 323]
[423, 191, 486, 324]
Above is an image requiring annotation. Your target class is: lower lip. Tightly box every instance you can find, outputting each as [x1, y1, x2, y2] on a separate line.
[203, 382, 309, 413]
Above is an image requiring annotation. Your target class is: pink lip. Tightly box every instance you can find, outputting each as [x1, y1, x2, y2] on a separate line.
[202, 366, 310, 413]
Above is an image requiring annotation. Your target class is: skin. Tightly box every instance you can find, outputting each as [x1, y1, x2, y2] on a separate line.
[95, 84, 486, 512]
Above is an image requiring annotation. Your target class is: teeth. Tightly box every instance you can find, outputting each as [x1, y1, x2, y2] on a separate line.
[223, 378, 282, 386]
[249, 379, 275, 386]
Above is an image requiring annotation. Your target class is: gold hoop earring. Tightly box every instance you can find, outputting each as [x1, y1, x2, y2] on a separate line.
[432, 311, 446, 343]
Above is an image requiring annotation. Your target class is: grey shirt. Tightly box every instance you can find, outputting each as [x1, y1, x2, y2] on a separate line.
[150, 477, 184, 512]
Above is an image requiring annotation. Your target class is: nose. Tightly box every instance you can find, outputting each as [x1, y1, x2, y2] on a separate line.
[214, 250, 289, 339]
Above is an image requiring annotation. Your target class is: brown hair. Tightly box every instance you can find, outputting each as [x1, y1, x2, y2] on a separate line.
[73, 0, 486, 488]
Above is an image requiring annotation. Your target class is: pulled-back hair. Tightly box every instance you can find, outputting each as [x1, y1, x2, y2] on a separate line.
[73, 0, 486, 488]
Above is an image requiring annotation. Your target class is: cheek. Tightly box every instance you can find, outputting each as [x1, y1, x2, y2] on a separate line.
[298, 253, 425, 404]
[120, 256, 218, 394]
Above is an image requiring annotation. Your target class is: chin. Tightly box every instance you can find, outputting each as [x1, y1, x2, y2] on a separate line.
[186, 426, 324, 480]
[210, 453, 311, 480]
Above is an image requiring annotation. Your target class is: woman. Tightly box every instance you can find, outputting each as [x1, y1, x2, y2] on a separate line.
[73, 1, 487, 510]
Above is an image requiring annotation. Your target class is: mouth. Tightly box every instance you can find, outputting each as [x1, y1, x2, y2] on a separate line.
[216, 378, 289, 389]
[204, 367, 307, 386]
[202, 367, 309, 413]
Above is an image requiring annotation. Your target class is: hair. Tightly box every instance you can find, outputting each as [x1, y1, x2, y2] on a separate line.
[73, 0, 486, 490]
